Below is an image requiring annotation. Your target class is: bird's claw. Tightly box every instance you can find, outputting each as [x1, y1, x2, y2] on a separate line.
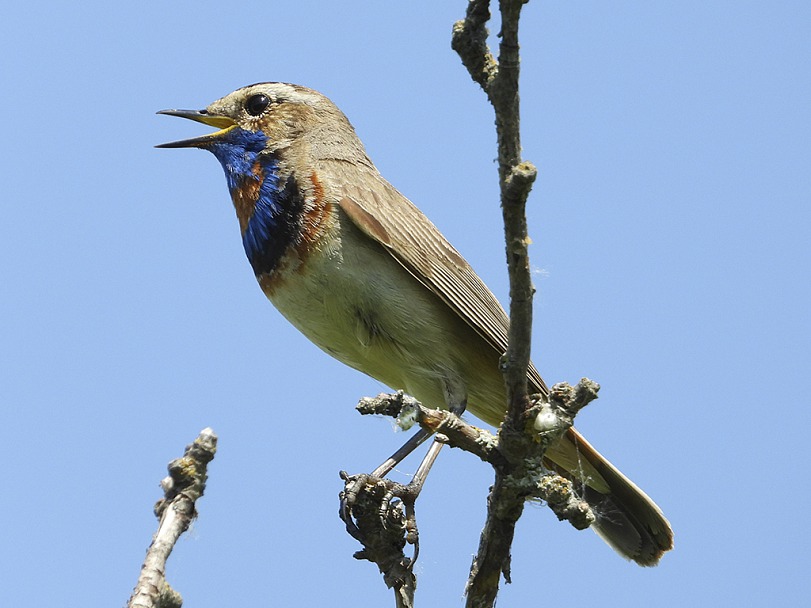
[339, 471, 423, 567]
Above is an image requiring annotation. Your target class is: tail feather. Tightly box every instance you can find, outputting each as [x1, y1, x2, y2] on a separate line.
[547, 428, 674, 566]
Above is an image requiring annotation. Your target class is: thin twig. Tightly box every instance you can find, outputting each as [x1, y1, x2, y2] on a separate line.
[128, 428, 218, 608]
[356, 392, 504, 466]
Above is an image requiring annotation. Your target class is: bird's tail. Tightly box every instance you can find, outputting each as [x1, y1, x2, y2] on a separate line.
[546, 428, 674, 566]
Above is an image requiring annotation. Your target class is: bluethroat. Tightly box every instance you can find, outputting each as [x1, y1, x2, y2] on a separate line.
[158, 82, 673, 565]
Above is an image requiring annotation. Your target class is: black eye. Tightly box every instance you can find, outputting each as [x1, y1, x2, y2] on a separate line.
[245, 94, 270, 116]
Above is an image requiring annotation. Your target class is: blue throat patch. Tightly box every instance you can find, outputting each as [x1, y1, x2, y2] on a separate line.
[206, 128, 303, 276]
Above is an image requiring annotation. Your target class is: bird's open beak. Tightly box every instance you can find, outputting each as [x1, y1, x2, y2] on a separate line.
[156, 109, 237, 148]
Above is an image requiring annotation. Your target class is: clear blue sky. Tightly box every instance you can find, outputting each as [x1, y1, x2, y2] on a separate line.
[2, 1, 808, 606]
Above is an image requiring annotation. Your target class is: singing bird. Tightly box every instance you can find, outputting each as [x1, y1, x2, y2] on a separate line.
[158, 82, 673, 565]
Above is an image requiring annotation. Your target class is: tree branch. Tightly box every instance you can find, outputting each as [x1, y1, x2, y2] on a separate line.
[128, 428, 218, 608]
[451, 0, 498, 90]
[341, 4, 599, 605]
[356, 391, 504, 466]
[456, 0, 537, 413]
[354, 387, 597, 532]
[347, 381, 597, 607]
[454, 2, 566, 605]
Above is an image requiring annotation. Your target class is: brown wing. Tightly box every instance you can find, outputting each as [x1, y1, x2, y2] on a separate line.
[321, 159, 548, 396]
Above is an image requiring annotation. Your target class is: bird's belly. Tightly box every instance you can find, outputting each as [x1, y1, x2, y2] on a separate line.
[261, 215, 506, 414]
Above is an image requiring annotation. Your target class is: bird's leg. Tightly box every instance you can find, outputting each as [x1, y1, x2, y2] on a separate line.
[340, 400, 467, 566]
[339, 427, 433, 543]
[369, 427, 434, 478]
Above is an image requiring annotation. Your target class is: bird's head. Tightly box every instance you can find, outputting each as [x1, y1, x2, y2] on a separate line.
[157, 82, 370, 174]
[157, 83, 370, 276]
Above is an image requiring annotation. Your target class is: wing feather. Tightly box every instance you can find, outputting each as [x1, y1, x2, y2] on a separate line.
[320, 159, 547, 396]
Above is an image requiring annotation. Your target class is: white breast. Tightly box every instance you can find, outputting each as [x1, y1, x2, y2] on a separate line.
[262, 208, 505, 414]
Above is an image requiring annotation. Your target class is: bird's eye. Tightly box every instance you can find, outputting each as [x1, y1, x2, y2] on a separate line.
[245, 94, 271, 116]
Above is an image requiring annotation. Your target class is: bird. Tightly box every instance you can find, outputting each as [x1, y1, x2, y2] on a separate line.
[157, 82, 673, 566]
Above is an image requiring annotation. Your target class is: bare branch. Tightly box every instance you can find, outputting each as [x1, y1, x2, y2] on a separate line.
[465, 382, 598, 606]
[354, 387, 597, 534]
[456, 0, 537, 411]
[128, 428, 218, 608]
[452, 2, 593, 605]
[357, 392, 503, 466]
[353, 381, 599, 606]
[452, 0, 498, 90]
[342, 4, 599, 605]
[348, 377, 598, 607]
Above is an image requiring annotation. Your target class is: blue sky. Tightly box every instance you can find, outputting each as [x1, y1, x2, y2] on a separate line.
[1, 1, 808, 606]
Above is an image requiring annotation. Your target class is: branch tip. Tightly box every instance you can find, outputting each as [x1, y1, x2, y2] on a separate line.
[128, 428, 218, 608]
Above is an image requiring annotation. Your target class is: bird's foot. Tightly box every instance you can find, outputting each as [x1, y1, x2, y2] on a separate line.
[339, 471, 423, 571]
